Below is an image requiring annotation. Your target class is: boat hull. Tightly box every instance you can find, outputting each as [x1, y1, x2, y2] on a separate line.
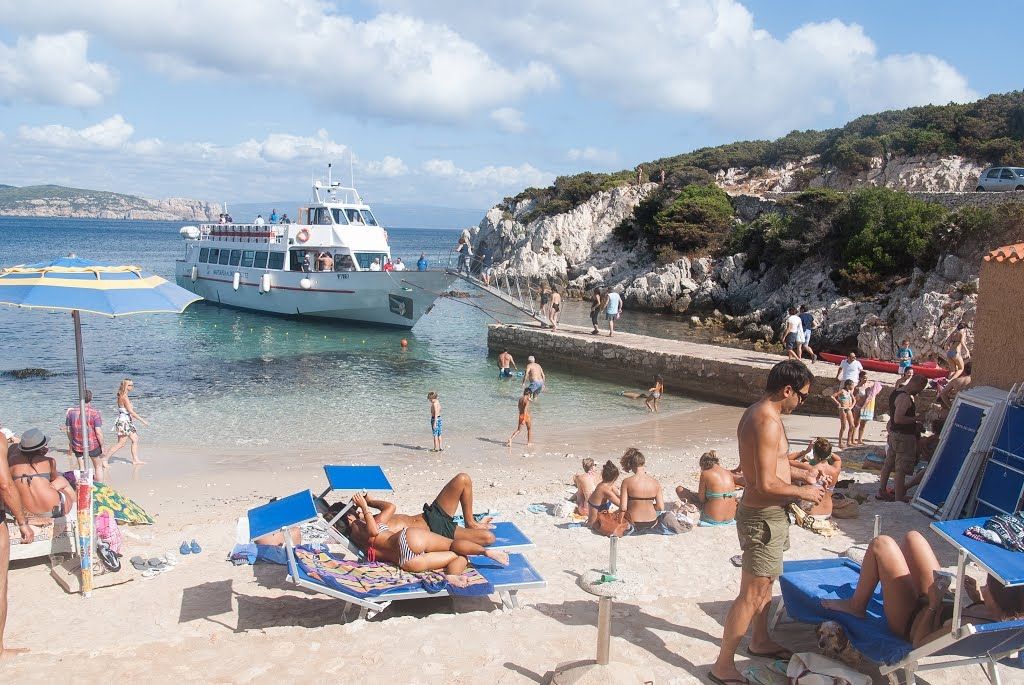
[818, 352, 947, 379]
[174, 260, 454, 328]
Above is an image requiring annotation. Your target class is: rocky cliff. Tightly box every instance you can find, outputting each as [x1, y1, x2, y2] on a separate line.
[470, 176, 1005, 359]
[0, 185, 221, 221]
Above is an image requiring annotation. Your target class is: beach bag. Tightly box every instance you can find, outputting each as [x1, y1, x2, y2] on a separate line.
[593, 511, 630, 537]
[95, 509, 125, 556]
[787, 652, 870, 685]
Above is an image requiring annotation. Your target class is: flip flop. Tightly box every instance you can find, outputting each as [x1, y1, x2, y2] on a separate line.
[730, 554, 743, 568]
[708, 673, 749, 685]
[130, 556, 148, 571]
[874, 492, 895, 502]
[745, 647, 793, 661]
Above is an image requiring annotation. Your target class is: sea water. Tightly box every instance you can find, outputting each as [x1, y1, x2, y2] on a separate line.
[0, 216, 703, 449]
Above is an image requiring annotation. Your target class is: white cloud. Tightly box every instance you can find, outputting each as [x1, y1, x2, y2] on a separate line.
[19, 115, 134, 150]
[252, 130, 347, 163]
[490, 107, 527, 134]
[568, 146, 617, 164]
[0, 31, 116, 107]
[379, 0, 975, 135]
[363, 156, 409, 177]
[0, 1, 557, 123]
[422, 159, 550, 189]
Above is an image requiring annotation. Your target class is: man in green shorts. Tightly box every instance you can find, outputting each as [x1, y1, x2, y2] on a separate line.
[711, 360, 825, 685]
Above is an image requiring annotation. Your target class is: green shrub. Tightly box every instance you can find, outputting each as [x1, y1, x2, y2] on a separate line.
[642, 184, 734, 255]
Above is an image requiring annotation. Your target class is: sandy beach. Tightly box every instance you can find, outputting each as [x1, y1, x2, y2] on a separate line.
[2, 400, 993, 685]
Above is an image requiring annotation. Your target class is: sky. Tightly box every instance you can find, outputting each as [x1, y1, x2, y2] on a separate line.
[0, 1, 1017, 211]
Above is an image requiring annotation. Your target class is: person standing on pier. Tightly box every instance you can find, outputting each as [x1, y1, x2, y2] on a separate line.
[711, 360, 823, 685]
[549, 290, 562, 330]
[781, 307, 803, 361]
[605, 289, 622, 336]
[589, 288, 603, 335]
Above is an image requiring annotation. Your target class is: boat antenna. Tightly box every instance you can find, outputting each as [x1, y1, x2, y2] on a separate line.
[328, 162, 332, 186]
[349, 149, 355, 188]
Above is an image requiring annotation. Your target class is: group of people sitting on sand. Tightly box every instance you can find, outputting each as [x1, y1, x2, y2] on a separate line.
[572, 438, 843, 532]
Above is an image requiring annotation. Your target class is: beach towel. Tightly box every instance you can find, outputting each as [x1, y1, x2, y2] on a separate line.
[965, 512, 1024, 552]
[293, 545, 494, 597]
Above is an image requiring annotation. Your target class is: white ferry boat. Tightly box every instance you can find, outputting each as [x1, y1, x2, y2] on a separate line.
[174, 180, 455, 328]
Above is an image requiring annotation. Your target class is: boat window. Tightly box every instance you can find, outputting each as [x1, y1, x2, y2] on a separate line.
[199, 247, 209, 263]
[335, 253, 356, 271]
[207, 248, 218, 264]
[354, 252, 387, 269]
[229, 250, 241, 266]
[360, 210, 378, 226]
[241, 250, 255, 268]
[254, 251, 269, 269]
[218, 249, 231, 265]
[268, 252, 285, 270]
[345, 208, 364, 225]
[311, 208, 332, 225]
[289, 250, 306, 272]
[330, 208, 350, 225]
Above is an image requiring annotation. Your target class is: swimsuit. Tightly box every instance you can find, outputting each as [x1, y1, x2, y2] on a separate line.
[15, 472, 69, 517]
[588, 499, 613, 512]
[704, 490, 739, 499]
[397, 528, 420, 568]
[700, 490, 738, 526]
[431, 416, 443, 437]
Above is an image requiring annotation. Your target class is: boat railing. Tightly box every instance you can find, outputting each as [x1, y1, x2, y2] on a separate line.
[194, 223, 287, 244]
[444, 248, 549, 325]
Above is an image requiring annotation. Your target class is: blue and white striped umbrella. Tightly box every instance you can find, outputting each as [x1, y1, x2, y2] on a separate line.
[0, 256, 201, 596]
[0, 256, 200, 316]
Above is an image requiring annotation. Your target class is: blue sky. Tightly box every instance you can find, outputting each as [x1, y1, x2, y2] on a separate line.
[0, 1, 1016, 211]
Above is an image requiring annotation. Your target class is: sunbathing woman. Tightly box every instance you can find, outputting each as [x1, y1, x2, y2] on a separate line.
[822, 531, 1024, 646]
[586, 461, 621, 529]
[573, 458, 600, 516]
[343, 494, 508, 578]
[620, 448, 687, 534]
[6, 429, 76, 517]
[675, 450, 741, 526]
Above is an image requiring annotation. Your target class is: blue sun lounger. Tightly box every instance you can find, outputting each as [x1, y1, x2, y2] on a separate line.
[315, 465, 535, 555]
[773, 518, 1024, 684]
[248, 490, 546, 620]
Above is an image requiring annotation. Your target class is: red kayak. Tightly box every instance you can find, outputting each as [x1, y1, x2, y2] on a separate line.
[818, 352, 947, 379]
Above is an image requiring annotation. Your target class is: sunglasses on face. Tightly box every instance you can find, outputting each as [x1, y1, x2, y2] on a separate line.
[794, 388, 808, 404]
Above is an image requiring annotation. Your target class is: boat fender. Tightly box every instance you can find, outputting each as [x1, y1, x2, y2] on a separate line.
[259, 273, 272, 293]
[296, 227, 311, 243]
[190, 265, 198, 282]
[299, 278, 312, 290]
[232, 272, 241, 291]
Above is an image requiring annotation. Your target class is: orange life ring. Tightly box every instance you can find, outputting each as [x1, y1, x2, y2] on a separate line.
[296, 227, 311, 243]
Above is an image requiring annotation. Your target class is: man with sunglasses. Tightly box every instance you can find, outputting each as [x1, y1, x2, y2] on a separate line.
[711, 360, 823, 685]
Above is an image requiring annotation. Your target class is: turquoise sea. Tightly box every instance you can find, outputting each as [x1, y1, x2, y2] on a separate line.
[0, 216, 703, 450]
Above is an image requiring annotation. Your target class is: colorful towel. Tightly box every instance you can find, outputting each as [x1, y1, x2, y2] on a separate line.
[965, 512, 1024, 552]
[293, 545, 493, 597]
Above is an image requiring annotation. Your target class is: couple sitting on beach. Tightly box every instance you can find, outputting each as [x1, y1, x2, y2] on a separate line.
[331, 473, 508, 586]
[580, 448, 687, 535]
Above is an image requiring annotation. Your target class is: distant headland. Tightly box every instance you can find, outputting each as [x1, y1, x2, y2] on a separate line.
[0, 184, 221, 221]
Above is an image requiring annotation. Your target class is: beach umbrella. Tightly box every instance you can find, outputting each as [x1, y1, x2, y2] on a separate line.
[0, 256, 200, 595]
[93, 481, 154, 525]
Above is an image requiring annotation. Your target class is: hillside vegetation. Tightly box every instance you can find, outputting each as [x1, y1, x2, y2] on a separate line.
[0, 184, 153, 210]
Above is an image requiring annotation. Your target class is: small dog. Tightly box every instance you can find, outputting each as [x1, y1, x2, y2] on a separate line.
[817, 620, 862, 667]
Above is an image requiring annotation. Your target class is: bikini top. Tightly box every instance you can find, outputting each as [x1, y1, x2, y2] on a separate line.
[705, 490, 739, 499]
[589, 499, 613, 512]
[15, 471, 49, 484]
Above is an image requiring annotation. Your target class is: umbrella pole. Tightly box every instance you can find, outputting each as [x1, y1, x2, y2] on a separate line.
[72, 310, 94, 597]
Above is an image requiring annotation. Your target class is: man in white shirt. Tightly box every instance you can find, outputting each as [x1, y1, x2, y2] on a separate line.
[780, 307, 804, 361]
[836, 352, 863, 385]
[369, 258, 382, 272]
[254, 214, 265, 226]
[393, 258, 406, 272]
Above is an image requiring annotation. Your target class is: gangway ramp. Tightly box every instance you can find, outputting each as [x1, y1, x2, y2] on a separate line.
[444, 268, 550, 326]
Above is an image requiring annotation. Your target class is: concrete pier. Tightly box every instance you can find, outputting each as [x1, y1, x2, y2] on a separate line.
[487, 323, 901, 417]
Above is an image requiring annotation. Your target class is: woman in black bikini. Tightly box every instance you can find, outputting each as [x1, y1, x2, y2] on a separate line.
[619, 448, 664, 531]
[6, 429, 76, 517]
[586, 461, 621, 529]
[822, 531, 1024, 646]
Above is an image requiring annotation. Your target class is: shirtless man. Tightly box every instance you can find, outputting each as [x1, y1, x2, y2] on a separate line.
[497, 349, 517, 379]
[711, 360, 823, 685]
[508, 389, 533, 447]
[1, 437, 34, 657]
[549, 290, 562, 330]
[331, 473, 496, 547]
[523, 356, 546, 399]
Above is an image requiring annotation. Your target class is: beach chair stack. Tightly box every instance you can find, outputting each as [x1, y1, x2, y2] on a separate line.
[246, 465, 545, 621]
[771, 517, 1024, 684]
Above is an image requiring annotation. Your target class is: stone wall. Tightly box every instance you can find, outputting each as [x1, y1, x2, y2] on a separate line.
[973, 255, 1024, 391]
[487, 324, 896, 417]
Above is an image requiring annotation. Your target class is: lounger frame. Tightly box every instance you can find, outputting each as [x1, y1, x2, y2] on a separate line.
[248, 489, 545, 621]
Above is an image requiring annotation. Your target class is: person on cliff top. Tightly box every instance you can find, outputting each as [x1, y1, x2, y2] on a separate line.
[549, 289, 562, 330]
[645, 375, 664, 413]
[711, 360, 823, 685]
[498, 349, 517, 378]
[427, 391, 443, 453]
[780, 306, 803, 361]
[605, 289, 622, 336]
[589, 288, 603, 335]
[523, 356, 545, 399]
[797, 305, 817, 363]
[507, 389, 534, 448]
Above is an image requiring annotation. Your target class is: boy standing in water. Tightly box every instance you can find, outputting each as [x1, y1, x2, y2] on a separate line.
[644, 375, 664, 413]
[508, 389, 533, 447]
[427, 391, 443, 452]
